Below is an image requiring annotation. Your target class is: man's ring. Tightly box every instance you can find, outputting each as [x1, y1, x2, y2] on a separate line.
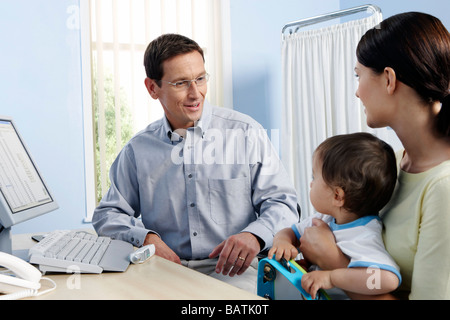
[238, 256, 245, 261]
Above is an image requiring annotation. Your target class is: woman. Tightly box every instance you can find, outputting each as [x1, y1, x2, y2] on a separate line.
[300, 12, 450, 299]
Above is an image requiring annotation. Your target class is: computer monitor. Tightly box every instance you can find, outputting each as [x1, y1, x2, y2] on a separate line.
[0, 116, 58, 255]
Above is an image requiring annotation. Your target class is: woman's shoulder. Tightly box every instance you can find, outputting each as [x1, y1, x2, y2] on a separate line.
[423, 160, 450, 184]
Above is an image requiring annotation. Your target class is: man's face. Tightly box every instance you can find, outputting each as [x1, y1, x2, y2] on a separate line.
[145, 51, 207, 130]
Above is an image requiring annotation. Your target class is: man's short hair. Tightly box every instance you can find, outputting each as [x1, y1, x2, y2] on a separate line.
[144, 33, 204, 86]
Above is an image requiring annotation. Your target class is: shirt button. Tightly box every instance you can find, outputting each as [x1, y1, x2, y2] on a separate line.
[190, 203, 195, 207]
[188, 174, 193, 178]
[193, 232, 198, 236]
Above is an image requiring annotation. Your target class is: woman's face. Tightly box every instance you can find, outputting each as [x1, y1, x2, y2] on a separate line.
[355, 61, 395, 129]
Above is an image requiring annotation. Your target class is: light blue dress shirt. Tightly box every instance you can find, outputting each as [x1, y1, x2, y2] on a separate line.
[92, 102, 299, 260]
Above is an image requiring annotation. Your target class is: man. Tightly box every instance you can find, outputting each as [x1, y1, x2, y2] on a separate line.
[92, 34, 299, 292]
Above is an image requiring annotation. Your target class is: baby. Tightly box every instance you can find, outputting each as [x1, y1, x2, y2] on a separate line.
[269, 132, 401, 299]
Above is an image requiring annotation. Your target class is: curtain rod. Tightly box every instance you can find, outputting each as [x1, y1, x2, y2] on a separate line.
[281, 4, 381, 35]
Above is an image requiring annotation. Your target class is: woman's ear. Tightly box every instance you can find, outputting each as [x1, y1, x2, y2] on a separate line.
[332, 187, 345, 207]
[145, 77, 159, 100]
[384, 67, 397, 95]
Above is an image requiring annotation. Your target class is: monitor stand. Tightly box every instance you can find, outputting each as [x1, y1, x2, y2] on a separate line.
[0, 225, 29, 261]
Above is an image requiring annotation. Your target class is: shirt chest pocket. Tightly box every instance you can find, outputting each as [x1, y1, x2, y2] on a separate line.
[208, 177, 254, 225]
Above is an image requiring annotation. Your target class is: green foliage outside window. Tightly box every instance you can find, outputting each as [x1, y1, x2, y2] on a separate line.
[92, 73, 134, 203]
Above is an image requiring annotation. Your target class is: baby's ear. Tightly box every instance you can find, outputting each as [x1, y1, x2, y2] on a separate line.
[332, 187, 345, 207]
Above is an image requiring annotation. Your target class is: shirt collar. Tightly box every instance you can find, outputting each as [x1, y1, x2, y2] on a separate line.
[163, 101, 212, 142]
[329, 215, 380, 231]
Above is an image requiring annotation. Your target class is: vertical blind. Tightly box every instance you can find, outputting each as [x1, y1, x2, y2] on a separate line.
[89, 0, 228, 207]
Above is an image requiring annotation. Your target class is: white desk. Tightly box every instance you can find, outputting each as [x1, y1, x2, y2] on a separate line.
[12, 232, 264, 300]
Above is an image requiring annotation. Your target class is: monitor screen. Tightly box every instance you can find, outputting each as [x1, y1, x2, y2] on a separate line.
[0, 117, 58, 229]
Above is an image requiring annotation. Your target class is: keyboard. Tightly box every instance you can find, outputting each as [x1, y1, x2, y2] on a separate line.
[28, 230, 134, 274]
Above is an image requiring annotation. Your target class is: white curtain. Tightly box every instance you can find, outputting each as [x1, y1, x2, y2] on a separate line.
[281, 13, 391, 219]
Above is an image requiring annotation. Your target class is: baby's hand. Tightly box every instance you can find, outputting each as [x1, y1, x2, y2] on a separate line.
[301, 270, 333, 300]
[268, 241, 298, 261]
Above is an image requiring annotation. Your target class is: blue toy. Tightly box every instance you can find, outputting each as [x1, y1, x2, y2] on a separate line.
[257, 257, 330, 300]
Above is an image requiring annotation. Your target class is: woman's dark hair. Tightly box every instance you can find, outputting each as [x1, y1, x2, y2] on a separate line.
[143, 34, 204, 86]
[315, 132, 397, 217]
[357, 12, 450, 136]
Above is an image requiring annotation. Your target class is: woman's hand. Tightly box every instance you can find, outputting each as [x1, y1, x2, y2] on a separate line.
[299, 218, 349, 270]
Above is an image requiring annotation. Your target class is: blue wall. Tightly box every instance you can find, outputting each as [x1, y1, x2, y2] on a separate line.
[341, 0, 450, 27]
[0, 0, 87, 234]
[229, 0, 340, 132]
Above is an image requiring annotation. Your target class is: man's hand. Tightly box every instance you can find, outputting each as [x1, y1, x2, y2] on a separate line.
[209, 232, 261, 277]
[144, 233, 181, 265]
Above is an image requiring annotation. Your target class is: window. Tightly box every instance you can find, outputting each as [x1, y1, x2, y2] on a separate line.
[81, 0, 232, 221]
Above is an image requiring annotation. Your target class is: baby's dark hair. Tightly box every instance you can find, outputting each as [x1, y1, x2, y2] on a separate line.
[315, 132, 397, 217]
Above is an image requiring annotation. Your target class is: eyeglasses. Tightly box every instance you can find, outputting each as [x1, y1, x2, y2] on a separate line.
[161, 73, 210, 90]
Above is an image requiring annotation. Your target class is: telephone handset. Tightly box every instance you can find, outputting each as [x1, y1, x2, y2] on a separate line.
[0, 251, 55, 299]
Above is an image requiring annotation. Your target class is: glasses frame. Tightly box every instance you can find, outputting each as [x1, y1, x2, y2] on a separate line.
[160, 73, 210, 90]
